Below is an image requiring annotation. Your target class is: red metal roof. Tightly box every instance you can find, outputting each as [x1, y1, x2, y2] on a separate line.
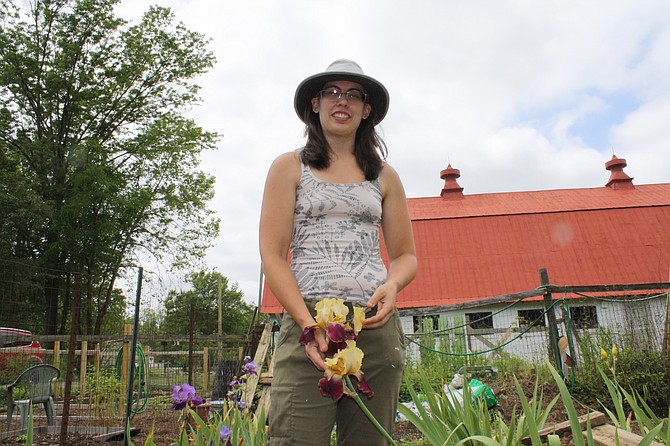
[260, 162, 670, 314]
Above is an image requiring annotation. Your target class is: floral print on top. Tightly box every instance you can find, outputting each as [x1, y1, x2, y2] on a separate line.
[290, 161, 387, 305]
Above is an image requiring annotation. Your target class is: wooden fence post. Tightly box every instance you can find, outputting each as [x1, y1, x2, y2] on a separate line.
[539, 268, 562, 370]
[94, 342, 101, 373]
[144, 345, 151, 370]
[203, 347, 209, 394]
[79, 340, 88, 395]
[53, 340, 61, 398]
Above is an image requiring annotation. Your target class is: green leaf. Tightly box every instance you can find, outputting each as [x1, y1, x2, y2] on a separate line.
[513, 376, 542, 445]
[456, 435, 503, 446]
[27, 403, 34, 446]
[547, 360, 587, 446]
[547, 434, 561, 446]
[638, 422, 664, 446]
[597, 368, 628, 429]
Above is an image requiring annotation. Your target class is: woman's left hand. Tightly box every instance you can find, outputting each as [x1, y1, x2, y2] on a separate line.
[362, 282, 397, 329]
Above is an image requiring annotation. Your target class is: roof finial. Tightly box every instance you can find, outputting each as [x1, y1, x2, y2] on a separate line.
[440, 163, 464, 199]
[605, 155, 634, 190]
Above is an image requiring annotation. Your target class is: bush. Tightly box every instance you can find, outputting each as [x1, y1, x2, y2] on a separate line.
[574, 340, 669, 417]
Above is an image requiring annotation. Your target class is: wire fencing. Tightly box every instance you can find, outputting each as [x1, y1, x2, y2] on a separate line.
[400, 277, 670, 382]
[0, 261, 250, 443]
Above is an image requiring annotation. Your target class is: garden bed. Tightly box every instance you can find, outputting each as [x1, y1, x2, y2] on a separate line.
[0, 375, 592, 445]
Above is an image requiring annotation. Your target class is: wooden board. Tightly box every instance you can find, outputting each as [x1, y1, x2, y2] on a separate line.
[521, 411, 607, 445]
[242, 323, 273, 406]
[256, 346, 276, 416]
[585, 424, 664, 446]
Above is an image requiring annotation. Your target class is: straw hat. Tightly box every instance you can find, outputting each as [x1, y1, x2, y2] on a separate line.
[294, 59, 389, 126]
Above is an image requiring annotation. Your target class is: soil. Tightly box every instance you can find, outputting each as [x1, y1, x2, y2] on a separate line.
[1, 375, 592, 445]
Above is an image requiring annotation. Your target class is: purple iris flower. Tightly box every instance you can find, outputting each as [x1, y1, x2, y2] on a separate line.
[170, 383, 202, 410]
[242, 358, 258, 375]
[220, 425, 233, 446]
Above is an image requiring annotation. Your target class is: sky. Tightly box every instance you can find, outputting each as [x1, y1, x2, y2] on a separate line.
[114, 0, 670, 307]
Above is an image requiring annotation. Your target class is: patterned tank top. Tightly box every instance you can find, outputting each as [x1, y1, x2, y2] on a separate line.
[290, 161, 387, 305]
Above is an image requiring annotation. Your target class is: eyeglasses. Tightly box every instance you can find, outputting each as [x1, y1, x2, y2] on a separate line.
[319, 88, 368, 104]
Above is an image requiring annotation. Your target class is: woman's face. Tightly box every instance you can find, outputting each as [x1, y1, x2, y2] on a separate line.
[311, 80, 372, 139]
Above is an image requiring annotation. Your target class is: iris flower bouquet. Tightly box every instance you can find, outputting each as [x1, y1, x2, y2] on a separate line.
[299, 298, 396, 445]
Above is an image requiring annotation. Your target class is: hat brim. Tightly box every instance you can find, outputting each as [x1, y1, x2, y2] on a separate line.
[294, 71, 389, 126]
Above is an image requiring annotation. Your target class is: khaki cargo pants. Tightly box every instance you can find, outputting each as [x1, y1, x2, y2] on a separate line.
[268, 308, 406, 446]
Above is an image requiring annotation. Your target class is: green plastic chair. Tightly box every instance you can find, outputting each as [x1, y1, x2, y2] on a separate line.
[6, 364, 60, 430]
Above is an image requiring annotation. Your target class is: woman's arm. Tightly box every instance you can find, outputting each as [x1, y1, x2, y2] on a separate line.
[363, 163, 417, 329]
[259, 152, 328, 369]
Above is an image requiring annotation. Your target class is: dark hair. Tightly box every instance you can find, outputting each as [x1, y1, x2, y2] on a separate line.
[299, 99, 388, 181]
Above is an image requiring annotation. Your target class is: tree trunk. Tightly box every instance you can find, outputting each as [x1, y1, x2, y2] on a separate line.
[45, 274, 60, 336]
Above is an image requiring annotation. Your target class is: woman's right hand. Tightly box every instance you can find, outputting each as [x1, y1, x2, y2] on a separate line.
[303, 326, 329, 371]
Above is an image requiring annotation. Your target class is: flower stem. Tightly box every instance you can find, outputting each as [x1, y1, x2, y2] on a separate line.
[344, 376, 397, 446]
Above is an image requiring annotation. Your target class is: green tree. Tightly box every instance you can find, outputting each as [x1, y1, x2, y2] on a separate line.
[163, 271, 254, 336]
[139, 307, 164, 337]
[0, 0, 219, 335]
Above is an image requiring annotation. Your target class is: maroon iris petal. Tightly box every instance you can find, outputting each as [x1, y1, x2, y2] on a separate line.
[327, 323, 347, 343]
[343, 327, 357, 341]
[318, 376, 344, 401]
[298, 326, 316, 345]
[355, 373, 375, 399]
[326, 340, 348, 357]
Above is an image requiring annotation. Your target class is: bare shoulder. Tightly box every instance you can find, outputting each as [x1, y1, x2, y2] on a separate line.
[267, 151, 302, 183]
[379, 162, 405, 197]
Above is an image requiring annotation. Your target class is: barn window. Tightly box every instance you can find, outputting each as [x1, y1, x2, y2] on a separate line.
[466, 312, 493, 329]
[570, 306, 599, 329]
[412, 314, 440, 332]
[517, 309, 546, 328]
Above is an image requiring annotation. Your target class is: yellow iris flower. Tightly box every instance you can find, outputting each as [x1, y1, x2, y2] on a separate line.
[319, 340, 374, 401]
[324, 340, 364, 378]
[353, 307, 365, 335]
[315, 298, 349, 331]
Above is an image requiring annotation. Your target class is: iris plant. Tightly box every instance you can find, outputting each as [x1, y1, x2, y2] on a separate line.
[227, 355, 257, 412]
[167, 356, 267, 445]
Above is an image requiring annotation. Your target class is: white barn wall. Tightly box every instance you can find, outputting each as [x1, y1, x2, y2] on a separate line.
[399, 295, 668, 364]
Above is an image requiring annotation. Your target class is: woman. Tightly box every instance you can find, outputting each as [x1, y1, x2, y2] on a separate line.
[259, 59, 417, 446]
